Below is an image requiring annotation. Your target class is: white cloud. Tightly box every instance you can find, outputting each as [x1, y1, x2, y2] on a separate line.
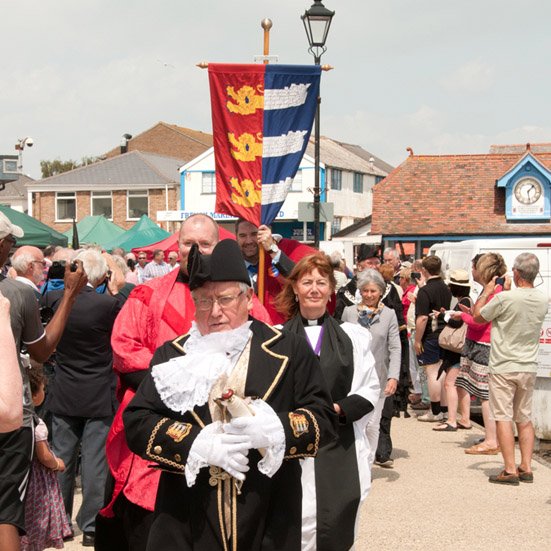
[441, 59, 495, 93]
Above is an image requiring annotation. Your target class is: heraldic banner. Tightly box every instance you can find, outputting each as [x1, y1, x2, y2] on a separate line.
[208, 64, 321, 226]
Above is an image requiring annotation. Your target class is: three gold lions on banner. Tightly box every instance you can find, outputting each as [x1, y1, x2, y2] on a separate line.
[226, 84, 265, 208]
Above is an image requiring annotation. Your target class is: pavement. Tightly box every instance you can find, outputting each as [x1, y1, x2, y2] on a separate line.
[63, 411, 551, 550]
[357, 411, 551, 551]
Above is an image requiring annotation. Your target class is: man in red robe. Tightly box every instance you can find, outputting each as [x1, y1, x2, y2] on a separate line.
[97, 214, 271, 551]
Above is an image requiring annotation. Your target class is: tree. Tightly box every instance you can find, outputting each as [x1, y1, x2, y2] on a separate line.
[40, 156, 101, 178]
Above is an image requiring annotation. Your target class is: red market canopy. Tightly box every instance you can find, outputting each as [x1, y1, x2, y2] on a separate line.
[132, 226, 235, 260]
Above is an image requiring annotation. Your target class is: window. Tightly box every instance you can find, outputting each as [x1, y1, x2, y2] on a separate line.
[3, 159, 18, 174]
[331, 217, 342, 236]
[353, 172, 364, 193]
[374, 175, 384, 184]
[202, 172, 216, 194]
[331, 169, 342, 191]
[127, 189, 148, 220]
[290, 170, 302, 192]
[91, 191, 112, 219]
[56, 192, 76, 221]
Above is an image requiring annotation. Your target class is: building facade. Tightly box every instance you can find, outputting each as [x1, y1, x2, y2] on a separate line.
[371, 143, 551, 257]
[171, 137, 392, 240]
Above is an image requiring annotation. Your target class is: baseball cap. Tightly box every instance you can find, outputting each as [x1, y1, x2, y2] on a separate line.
[0, 211, 24, 239]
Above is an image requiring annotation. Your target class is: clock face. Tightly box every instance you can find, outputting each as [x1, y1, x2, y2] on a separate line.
[514, 178, 543, 205]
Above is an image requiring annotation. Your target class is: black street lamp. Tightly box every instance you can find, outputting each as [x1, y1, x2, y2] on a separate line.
[301, 1, 334, 248]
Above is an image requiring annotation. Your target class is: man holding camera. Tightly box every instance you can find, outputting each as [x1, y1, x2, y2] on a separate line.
[41, 249, 124, 546]
[0, 212, 87, 551]
[473, 252, 548, 486]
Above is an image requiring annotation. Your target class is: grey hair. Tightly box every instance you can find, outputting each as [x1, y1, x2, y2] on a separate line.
[75, 249, 108, 287]
[357, 268, 386, 296]
[329, 250, 343, 268]
[11, 251, 34, 275]
[52, 248, 77, 263]
[383, 247, 399, 259]
[513, 253, 540, 284]
[110, 254, 129, 275]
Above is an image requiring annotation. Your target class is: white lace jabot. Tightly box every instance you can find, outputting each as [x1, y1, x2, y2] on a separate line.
[151, 321, 252, 415]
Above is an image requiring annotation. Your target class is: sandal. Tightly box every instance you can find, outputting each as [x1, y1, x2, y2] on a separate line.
[464, 443, 500, 455]
[457, 422, 472, 430]
[432, 423, 457, 432]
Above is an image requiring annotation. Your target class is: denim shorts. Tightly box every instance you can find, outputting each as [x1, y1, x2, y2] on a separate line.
[416, 338, 442, 366]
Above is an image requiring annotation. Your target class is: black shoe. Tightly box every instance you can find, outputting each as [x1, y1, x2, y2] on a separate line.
[82, 532, 95, 547]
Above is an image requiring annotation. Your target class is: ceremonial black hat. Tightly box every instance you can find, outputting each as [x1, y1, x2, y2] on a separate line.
[357, 243, 379, 262]
[188, 239, 251, 291]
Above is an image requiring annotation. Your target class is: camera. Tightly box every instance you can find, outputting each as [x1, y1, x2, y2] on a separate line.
[48, 261, 66, 280]
[39, 306, 54, 326]
[495, 276, 505, 286]
[70, 261, 78, 272]
[411, 272, 421, 280]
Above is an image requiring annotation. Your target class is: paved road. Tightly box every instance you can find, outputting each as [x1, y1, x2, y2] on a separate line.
[64, 412, 551, 550]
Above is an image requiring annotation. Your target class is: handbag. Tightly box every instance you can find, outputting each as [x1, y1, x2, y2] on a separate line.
[438, 298, 472, 353]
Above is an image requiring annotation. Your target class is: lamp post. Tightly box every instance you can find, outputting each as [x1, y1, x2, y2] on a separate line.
[15, 137, 34, 174]
[302, 0, 334, 248]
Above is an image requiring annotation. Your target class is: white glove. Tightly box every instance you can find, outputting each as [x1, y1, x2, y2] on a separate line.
[187, 423, 251, 482]
[225, 399, 284, 450]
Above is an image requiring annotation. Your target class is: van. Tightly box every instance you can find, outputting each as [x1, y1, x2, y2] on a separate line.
[428, 238, 551, 439]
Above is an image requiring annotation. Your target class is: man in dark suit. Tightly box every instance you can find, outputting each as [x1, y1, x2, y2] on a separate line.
[43, 249, 123, 547]
[123, 240, 337, 551]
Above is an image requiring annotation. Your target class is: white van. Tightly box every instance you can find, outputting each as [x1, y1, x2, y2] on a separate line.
[429, 238, 551, 440]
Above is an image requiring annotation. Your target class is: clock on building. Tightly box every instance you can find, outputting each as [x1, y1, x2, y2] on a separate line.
[513, 177, 542, 205]
[496, 152, 550, 221]
[510, 176, 545, 218]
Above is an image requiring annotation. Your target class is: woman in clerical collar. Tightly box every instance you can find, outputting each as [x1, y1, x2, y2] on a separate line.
[275, 253, 380, 551]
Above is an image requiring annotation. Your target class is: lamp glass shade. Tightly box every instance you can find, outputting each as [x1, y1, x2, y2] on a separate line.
[302, 1, 334, 48]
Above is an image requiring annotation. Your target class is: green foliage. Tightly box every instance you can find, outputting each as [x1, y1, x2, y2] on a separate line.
[40, 156, 101, 178]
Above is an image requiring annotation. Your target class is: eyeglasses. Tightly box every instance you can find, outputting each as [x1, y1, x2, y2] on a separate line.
[32, 260, 47, 267]
[194, 291, 244, 311]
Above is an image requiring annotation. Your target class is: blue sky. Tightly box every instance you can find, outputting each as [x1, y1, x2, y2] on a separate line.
[2, 0, 550, 179]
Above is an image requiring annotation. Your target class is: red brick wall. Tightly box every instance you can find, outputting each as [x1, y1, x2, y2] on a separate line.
[32, 188, 178, 233]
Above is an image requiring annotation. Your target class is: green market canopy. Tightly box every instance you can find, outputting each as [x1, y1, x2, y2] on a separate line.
[103, 215, 170, 252]
[63, 215, 125, 247]
[0, 205, 68, 247]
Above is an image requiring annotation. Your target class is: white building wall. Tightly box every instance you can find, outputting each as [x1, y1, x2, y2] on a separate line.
[180, 149, 319, 222]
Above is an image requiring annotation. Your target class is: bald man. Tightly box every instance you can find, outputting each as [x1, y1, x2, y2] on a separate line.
[11, 246, 46, 297]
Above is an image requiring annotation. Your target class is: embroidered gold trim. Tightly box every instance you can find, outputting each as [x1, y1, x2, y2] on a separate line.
[171, 333, 189, 353]
[260, 325, 289, 401]
[289, 412, 309, 438]
[232, 479, 238, 551]
[146, 418, 185, 471]
[217, 481, 229, 551]
[191, 410, 206, 429]
[284, 408, 320, 459]
[166, 421, 192, 443]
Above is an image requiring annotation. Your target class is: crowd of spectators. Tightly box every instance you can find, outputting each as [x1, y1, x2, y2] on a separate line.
[1, 209, 548, 549]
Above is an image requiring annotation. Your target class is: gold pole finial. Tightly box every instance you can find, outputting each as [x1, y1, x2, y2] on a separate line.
[261, 18, 272, 65]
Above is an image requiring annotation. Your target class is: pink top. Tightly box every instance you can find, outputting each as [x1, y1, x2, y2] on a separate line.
[461, 287, 502, 343]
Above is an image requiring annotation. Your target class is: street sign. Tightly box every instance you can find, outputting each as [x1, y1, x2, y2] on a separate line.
[297, 202, 334, 222]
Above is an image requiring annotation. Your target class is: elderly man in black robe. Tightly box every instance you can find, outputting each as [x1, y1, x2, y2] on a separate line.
[123, 239, 337, 551]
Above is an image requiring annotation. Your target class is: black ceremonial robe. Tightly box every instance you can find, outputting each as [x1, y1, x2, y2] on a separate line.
[123, 319, 337, 551]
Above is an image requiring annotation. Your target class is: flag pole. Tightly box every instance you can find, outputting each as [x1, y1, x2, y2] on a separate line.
[257, 18, 272, 306]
